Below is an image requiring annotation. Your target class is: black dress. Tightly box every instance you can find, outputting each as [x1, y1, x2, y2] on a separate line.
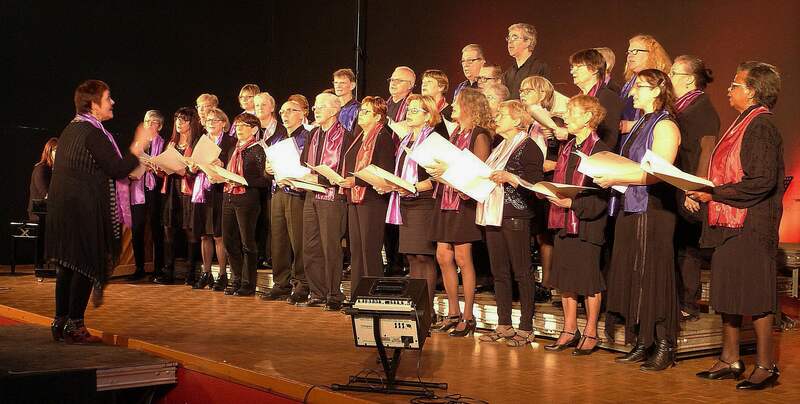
[46, 121, 139, 284]
[605, 114, 679, 347]
[549, 140, 610, 296]
[201, 134, 236, 237]
[28, 163, 52, 222]
[700, 108, 783, 316]
[429, 127, 491, 243]
[162, 141, 201, 235]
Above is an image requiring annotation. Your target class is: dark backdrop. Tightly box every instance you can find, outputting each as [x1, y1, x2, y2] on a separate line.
[3, 0, 798, 263]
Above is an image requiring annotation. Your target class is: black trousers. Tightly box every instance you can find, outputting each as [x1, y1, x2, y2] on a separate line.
[270, 191, 306, 293]
[131, 190, 164, 273]
[486, 217, 535, 331]
[304, 197, 347, 303]
[55, 266, 93, 320]
[384, 224, 402, 274]
[255, 189, 272, 264]
[348, 199, 388, 297]
[223, 190, 261, 289]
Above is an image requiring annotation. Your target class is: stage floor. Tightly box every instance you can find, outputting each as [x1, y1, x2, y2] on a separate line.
[1, 270, 798, 403]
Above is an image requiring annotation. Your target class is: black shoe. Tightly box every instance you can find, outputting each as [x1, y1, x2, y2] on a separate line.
[324, 301, 343, 311]
[287, 292, 309, 305]
[259, 289, 291, 301]
[51, 316, 67, 342]
[449, 318, 477, 337]
[303, 297, 327, 307]
[432, 315, 461, 333]
[153, 274, 174, 285]
[616, 341, 649, 363]
[234, 286, 255, 296]
[640, 339, 676, 371]
[736, 364, 780, 390]
[572, 334, 600, 356]
[212, 275, 228, 292]
[534, 283, 552, 303]
[126, 269, 147, 281]
[681, 309, 700, 322]
[193, 272, 214, 289]
[184, 273, 196, 286]
[224, 281, 241, 295]
[544, 329, 581, 352]
[696, 358, 745, 380]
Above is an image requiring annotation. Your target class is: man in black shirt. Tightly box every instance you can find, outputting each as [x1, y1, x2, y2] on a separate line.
[502, 22, 549, 100]
[453, 44, 485, 99]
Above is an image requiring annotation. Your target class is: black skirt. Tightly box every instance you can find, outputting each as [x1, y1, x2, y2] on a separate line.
[201, 189, 224, 237]
[399, 197, 436, 255]
[550, 233, 605, 296]
[429, 198, 482, 243]
[709, 231, 778, 316]
[605, 208, 679, 347]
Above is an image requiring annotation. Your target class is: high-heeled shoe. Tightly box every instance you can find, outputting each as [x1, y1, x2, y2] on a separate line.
[572, 334, 600, 356]
[63, 319, 102, 344]
[696, 358, 745, 380]
[212, 275, 228, 291]
[544, 329, 581, 352]
[193, 272, 214, 289]
[736, 364, 780, 390]
[449, 318, 477, 337]
[51, 316, 67, 342]
[432, 315, 461, 333]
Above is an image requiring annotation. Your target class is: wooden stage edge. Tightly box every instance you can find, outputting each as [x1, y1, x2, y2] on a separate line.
[0, 304, 372, 404]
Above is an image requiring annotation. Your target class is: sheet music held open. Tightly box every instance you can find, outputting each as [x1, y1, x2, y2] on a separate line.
[574, 150, 640, 194]
[640, 149, 715, 191]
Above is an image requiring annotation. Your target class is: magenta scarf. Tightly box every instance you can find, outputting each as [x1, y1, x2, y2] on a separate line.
[191, 133, 224, 203]
[547, 132, 599, 234]
[307, 121, 347, 201]
[434, 127, 473, 211]
[75, 113, 132, 228]
[131, 135, 164, 205]
[386, 126, 434, 224]
[674, 89, 703, 114]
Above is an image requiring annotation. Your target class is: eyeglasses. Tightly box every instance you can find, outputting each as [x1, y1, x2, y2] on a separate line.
[358, 108, 374, 115]
[505, 34, 527, 43]
[406, 108, 425, 115]
[668, 71, 693, 78]
[633, 83, 655, 90]
[312, 105, 334, 112]
[175, 116, 190, 122]
[494, 112, 511, 120]
[461, 57, 483, 65]
[519, 88, 539, 96]
[626, 49, 649, 56]
[476, 76, 499, 83]
[279, 108, 302, 114]
[205, 118, 223, 123]
[144, 119, 162, 124]
[238, 95, 254, 101]
[728, 82, 748, 90]
[387, 78, 413, 85]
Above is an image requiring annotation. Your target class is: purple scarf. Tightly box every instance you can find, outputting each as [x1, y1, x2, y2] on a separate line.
[615, 110, 670, 213]
[191, 133, 224, 203]
[75, 113, 132, 227]
[131, 135, 164, 205]
[386, 126, 434, 225]
[620, 76, 641, 122]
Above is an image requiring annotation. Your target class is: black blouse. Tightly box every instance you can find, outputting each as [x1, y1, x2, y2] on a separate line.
[675, 93, 721, 176]
[501, 138, 543, 218]
[555, 140, 611, 245]
[342, 125, 396, 204]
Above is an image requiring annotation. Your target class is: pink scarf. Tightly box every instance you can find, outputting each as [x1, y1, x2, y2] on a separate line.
[343, 123, 384, 204]
[707, 106, 770, 228]
[674, 89, 703, 114]
[434, 127, 473, 211]
[476, 131, 528, 226]
[386, 126, 434, 224]
[75, 113, 132, 227]
[547, 132, 599, 234]
[306, 121, 347, 201]
[224, 137, 258, 195]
